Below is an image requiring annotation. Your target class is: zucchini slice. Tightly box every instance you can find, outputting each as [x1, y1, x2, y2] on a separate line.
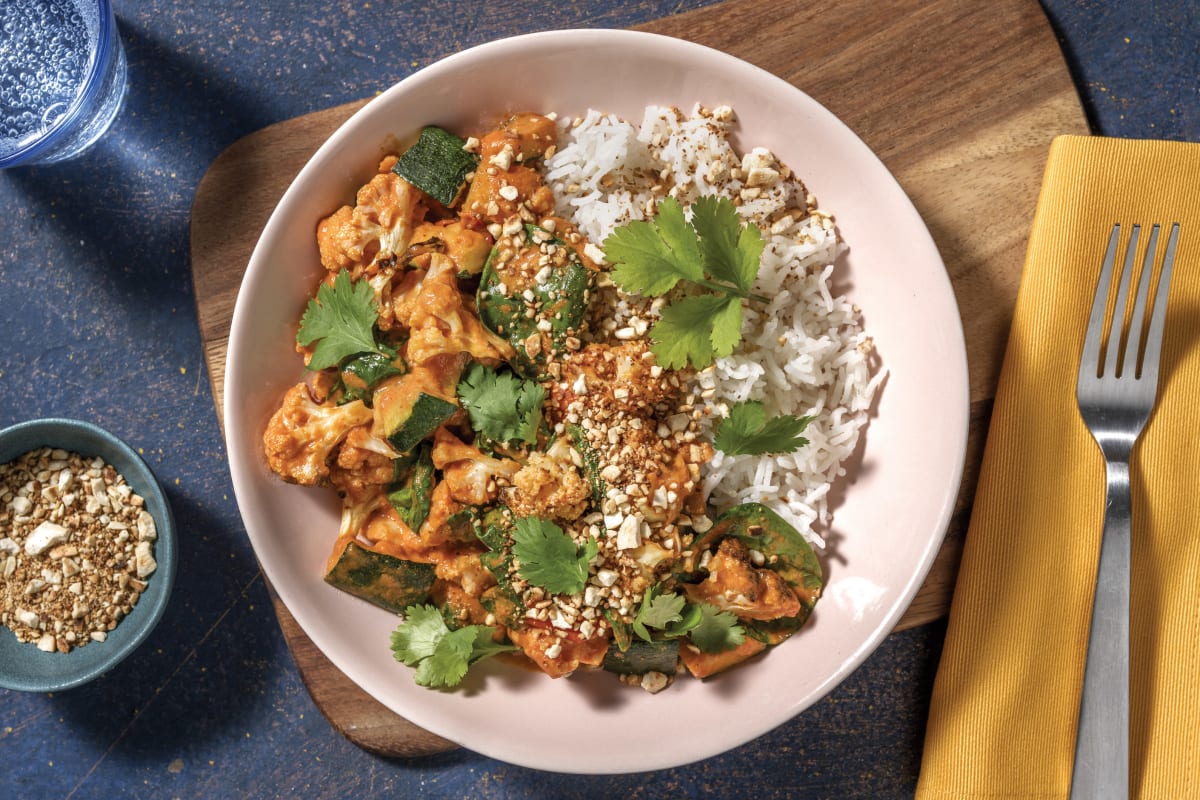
[392, 126, 479, 207]
[602, 638, 679, 676]
[324, 541, 436, 613]
[386, 443, 435, 531]
[372, 359, 464, 454]
[340, 351, 404, 403]
[374, 383, 458, 454]
[389, 393, 457, 453]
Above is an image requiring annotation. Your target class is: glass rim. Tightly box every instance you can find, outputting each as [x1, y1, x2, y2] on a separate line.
[0, 0, 120, 168]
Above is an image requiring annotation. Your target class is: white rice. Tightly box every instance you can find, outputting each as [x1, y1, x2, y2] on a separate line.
[545, 105, 884, 547]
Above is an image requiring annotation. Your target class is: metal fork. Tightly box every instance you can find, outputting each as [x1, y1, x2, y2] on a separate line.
[1071, 222, 1179, 798]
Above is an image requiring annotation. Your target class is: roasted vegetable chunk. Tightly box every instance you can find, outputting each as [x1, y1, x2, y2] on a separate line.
[263, 383, 375, 486]
[325, 541, 436, 614]
[683, 537, 801, 621]
[391, 125, 479, 208]
[688, 503, 824, 644]
[431, 427, 521, 507]
[371, 354, 467, 453]
[507, 624, 608, 679]
[317, 163, 422, 278]
[461, 113, 558, 226]
[392, 253, 515, 366]
[505, 437, 590, 522]
[407, 220, 493, 276]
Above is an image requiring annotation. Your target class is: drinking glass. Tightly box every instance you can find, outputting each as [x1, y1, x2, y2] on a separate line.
[0, 0, 128, 168]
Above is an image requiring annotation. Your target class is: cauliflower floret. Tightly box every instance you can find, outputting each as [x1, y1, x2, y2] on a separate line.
[335, 492, 389, 547]
[327, 493, 424, 572]
[263, 383, 374, 486]
[330, 426, 398, 503]
[407, 220, 493, 277]
[430, 427, 521, 506]
[390, 253, 515, 365]
[505, 436, 589, 521]
[316, 163, 421, 279]
[360, 502, 424, 555]
[433, 550, 496, 599]
[683, 537, 801, 621]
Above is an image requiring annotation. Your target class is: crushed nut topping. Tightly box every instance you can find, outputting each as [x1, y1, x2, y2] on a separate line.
[0, 448, 158, 653]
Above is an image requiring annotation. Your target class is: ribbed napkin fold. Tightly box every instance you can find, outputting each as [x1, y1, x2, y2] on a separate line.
[916, 135, 1200, 798]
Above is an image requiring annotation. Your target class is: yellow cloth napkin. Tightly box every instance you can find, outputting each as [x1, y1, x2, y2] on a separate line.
[916, 135, 1200, 798]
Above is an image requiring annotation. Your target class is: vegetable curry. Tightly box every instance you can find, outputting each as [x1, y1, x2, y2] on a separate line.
[261, 112, 823, 691]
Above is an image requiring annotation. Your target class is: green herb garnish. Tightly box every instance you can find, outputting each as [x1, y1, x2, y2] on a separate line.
[688, 603, 746, 653]
[390, 604, 514, 689]
[456, 363, 544, 446]
[713, 400, 813, 456]
[631, 584, 745, 653]
[511, 516, 597, 595]
[631, 584, 690, 642]
[601, 195, 766, 369]
[297, 269, 389, 371]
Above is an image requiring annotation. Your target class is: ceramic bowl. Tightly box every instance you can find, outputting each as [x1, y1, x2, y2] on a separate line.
[224, 29, 968, 772]
[0, 418, 176, 692]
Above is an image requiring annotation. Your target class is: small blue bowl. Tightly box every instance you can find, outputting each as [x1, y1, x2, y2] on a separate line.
[0, 418, 176, 692]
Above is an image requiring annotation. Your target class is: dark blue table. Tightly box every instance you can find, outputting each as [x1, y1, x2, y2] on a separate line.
[1, 2, 1195, 797]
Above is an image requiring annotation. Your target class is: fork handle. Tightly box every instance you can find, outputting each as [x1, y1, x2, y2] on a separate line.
[1070, 459, 1131, 799]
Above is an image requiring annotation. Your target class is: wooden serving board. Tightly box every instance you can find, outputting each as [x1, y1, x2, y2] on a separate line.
[191, 0, 1087, 758]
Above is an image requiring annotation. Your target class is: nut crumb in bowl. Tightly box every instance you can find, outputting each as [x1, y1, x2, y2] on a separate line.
[0, 446, 159, 654]
[0, 417, 177, 692]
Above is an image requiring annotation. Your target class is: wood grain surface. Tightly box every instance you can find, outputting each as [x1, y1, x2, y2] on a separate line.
[190, 0, 1088, 758]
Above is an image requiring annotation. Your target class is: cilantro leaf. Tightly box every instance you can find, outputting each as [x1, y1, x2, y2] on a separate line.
[602, 195, 768, 370]
[603, 197, 704, 296]
[390, 604, 515, 689]
[707, 291, 745, 359]
[691, 195, 764, 293]
[649, 293, 740, 370]
[714, 401, 814, 456]
[414, 625, 475, 688]
[457, 363, 544, 446]
[511, 516, 597, 595]
[297, 269, 387, 371]
[689, 603, 746, 653]
[632, 584, 689, 642]
[631, 587, 716, 642]
[468, 626, 516, 663]
[389, 604, 445, 665]
[665, 601, 704, 638]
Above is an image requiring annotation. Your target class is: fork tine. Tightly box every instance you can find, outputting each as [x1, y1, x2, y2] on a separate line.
[1139, 222, 1180, 380]
[1103, 224, 1141, 378]
[1122, 224, 1160, 378]
[1080, 224, 1122, 383]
